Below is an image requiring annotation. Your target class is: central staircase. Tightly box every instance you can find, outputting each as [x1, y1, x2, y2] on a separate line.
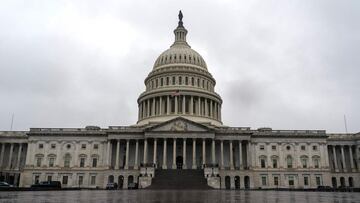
[146, 169, 212, 190]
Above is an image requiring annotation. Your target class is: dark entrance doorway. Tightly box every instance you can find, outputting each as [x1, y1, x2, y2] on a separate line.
[332, 177, 337, 188]
[118, 176, 124, 189]
[225, 176, 231, 189]
[244, 176, 250, 189]
[176, 156, 183, 169]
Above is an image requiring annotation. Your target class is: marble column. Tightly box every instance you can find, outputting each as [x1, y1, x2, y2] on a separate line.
[16, 143, 23, 170]
[210, 100, 213, 118]
[341, 145, 346, 172]
[247, 142, 252, 169]
[183, 139, 187, 169]
[144, 139, 148, 164]
[152, 98, 155, 116]
[153, 139, 157, 167]
[115, 140, 120, 169]
[0, 143, 5, 168]
[163, 139, 167, 169]
[211, 139, 216, 164]
[134, 140, 139, 169]
[332, 146, 339, 171]
[147, 99, 150, 117]
[192, 139, 197, 169]
[202, 139, 206, 167]
[172, 139, 177, 169]
[239, 141, 243, 169]
[8, 143, 14, 169]
[107, 141, 111, 167]
[159, 97, 163, 115]
[190, 96, 194, 115]
[220, 140, 224, 169]
[166, 96, 170, 115]
[349, 145, 355, 171]
[182, 95, 186, 114]
[125, 140, 130, 169]
[198, 97, 201, 115]
[230, 141, 234, 170]
[205, 98, 208, 116]
[175, 96, 178, 114]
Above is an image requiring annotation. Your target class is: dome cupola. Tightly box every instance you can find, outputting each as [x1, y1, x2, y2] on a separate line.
[137, 11, 222, 126]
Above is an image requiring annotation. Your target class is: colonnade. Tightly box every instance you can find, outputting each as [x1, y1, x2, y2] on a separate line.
[108, 138, 250, 170]
[138, 95, 221, 121]
[328, 145, 359, 172]
[0, 143, 25, 170]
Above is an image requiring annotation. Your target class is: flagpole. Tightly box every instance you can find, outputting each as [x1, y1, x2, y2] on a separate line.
[343, 115, 348, 133]
[10, 113, 14, 131]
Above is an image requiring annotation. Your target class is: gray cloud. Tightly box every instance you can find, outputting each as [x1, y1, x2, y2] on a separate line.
[0, 0, 359, 133]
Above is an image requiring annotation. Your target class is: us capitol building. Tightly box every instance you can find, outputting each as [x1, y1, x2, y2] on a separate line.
[0, 12, 359, 190]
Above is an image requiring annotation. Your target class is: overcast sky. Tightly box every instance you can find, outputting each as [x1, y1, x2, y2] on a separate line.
[0, 0, 359, 133]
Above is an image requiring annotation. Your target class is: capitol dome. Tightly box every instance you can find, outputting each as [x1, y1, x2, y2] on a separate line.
[137, 11, 223, 126]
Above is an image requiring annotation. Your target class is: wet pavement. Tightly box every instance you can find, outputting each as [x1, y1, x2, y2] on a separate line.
[0, 190, 359, 203]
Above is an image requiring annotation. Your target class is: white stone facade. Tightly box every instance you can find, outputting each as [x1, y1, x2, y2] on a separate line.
[0, 12, 359, 190]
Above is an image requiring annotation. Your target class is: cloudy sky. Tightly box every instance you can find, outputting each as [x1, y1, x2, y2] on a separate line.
[0, 0, 359, 133]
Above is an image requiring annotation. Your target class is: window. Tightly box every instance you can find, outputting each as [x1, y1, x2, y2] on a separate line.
[301, 145, 306, 150]
[272, 158, 278, 168]
[272, 145, 276, 150]
[160, 78, 163, 86]
[34, 175, 40, 184]
[49, 157, 55, 167]
[316, 176, 322, 186]
[92, 158, 97, 167]
[93, 144, 98, 149]
[287, 156, 293, 168]
[80, 158, 85, 167]
[172, 76, 175, 85]
[261, 176, 267, 186]
[36, 158, 42, 167]
[185, 77, 188, 85]
[304, 176, 309, 186]
[286, 146, 291, 150]
[47, 175, 52, 182]
[313, 157, 320, 168]
[166, 77, 169, 85]
[179, 76, 182, 85]
[62, 176, 68, 185]
[78, 176, 83, 186]
[301, 157, 308, 168]
[197, 78, 200, 87]
[51, 144, 56, 149]
[64, 154, 71, 168]
[288, 176, 294, 186]
[259, 145, 265, 150]
[90, 175, 96, 185]
[66, 144, 71, 149]
[191, 77, 194, 86]
[274, 177, 279, 186]
[81, 144, 86, 149]
[39, 144, 43, 149]
[260, 158, 266, 168]
[312, 146, 318, 151]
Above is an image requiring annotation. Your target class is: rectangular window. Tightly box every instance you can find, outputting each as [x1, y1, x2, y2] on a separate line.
[314, 159, 320, 168]
[316, 177, 321, 186]
[301, 159, 308, 168]
[261, 176, 267, 186]
[78, 176, 83, 186]
[274, 177, 279, 186]
[166, 77, 169, 85]
[161, 78, 163, 86]
[313, 146, 318, 151]
[179, 76, 182, 85]
[49, 158, 55, 167]
[80, 158, 85, 167]
[39, 144, 43, 149]
[62, 176, 68, 185]
[47, 175, 52, 182]
[259, 145, 265, 150]
[288, 176, 294, 186]
[301, 145, 306, 150]
[92, 158, 97, 167]
[172, 76, 175, 85]
[90, 176, 96, 185]
[81, 144, 86, 149]
[272, 159, 278, 168]
[93, 144, 98, 149]
[304, 176, 309, 186]
[34, 175, 40, 184]
[261, 159, 266, 168]
[36, 158, 42, 167]
[51, 144, 56, 149]
[185, 77, 188, 85]
[272, 145, 276, 150]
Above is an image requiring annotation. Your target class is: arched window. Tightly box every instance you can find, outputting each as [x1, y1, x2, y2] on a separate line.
[91, 154, 99, 168]
[286, 155, 293, 168]
[35, 154, 44, 167]
[48, 154, 56, 167]
[79, 154, 87, 168]
[312, 156, 321, 168]
[64, 154, 71, 168]
[301, 156, 308, 168]
[259, 156, 267, 168]
[271, 156, 279, 168]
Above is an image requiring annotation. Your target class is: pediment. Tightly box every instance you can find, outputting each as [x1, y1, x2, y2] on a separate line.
[145, 117, 213, 132]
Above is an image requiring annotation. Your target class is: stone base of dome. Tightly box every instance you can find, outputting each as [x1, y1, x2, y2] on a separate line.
[137, 115, 222, 126]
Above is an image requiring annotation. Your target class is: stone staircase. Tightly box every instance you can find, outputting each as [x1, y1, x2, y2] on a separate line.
[147, 169, 212, 190]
